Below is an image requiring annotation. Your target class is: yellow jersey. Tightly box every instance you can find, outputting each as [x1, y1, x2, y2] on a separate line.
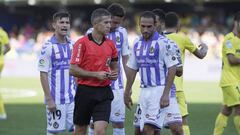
[220, 32, 240, 87]
[0, 28, 9, 65]
[165, 32, 197, 91]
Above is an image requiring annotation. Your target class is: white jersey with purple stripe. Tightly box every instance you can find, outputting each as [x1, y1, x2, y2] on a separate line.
[38, 35, 76, 105]
[127, 31, 178, 88]
[87, 27, 130, 90]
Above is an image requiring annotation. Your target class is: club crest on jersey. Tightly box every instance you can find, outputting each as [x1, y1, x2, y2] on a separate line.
[116, 36, 120, 43]
[150, 46, 154, 54]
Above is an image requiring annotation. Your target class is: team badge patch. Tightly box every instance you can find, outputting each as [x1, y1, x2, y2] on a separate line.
[226, 40, 232, 49]
[39, 59, 45, 67]
[39, 59, 45, 64]
[150, 46, 154, 53]
[116, 36, 120, 43]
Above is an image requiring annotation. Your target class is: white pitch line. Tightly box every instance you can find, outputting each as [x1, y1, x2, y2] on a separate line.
[0, 88, 37, 98]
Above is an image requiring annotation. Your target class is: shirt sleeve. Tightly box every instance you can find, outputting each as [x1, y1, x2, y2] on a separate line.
[37, 42, 52, 72]
[70, 39, 85, 65]
[127, 39, 139, 70]
[121, 28, 131, 56]
[127, 48, 138, 70]
[1, 29, 9, 45]
[110, 40, 118, 60]
[225, 40, 235, 54]
[184, 35, 197, 53]
[169, 40, 182, 67]
[160, 39, 179, 68]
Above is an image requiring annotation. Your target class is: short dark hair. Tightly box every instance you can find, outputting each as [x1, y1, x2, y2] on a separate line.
[139, 11, 156, 23]
[107, 3, 125, 17]
[91, 8, 111, 25]
[53, 11, 70, 22]
[234, 11, 240, 22]
[165, 12, 179, 28]
[152, 8, 165, 22]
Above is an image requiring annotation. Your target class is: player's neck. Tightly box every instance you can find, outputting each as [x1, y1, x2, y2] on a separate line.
[232, 29, 240, 38]
[92, 30, 104, 44]
[165, 28, 177, 33]
[55, 34, 67, 44]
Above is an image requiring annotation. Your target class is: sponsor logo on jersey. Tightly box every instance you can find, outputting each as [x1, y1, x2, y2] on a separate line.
[226, 40, 232, 49]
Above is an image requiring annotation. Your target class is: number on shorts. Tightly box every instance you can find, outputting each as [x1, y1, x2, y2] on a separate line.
[52, 110, 61, 120]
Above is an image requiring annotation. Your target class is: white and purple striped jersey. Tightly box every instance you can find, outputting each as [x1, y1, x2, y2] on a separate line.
[127, 31, 178, 92]
[87, 27, 130, 90]
[38, 36, 76, 105]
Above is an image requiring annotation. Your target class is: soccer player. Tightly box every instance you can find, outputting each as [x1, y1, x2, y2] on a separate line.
[152, 9, 166, 35]
[124, 11, 179, 135]
[213, 11, 240, 135]
[152, 9, 184, 135]
[0, 27, 11, 120]
[38, 11, 76, 135]
[70, 8, 118, 135]
[87, 3, 130, 135]
[164, 12, 208, 135]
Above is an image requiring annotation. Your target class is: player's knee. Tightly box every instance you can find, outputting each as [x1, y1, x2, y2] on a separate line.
[75, 125, 88, 135]
[112, 122, 124, 128]
[169, 123, 184, 135]
[221, 106, 232, 116]
[94, 128, 106, 135]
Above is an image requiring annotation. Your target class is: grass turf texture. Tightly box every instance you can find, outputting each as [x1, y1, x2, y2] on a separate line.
[0, 77, 238, 135]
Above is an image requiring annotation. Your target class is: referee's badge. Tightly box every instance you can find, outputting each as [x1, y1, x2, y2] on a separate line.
[226, 40, 232, 49]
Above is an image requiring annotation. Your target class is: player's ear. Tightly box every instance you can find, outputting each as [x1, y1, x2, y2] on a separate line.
[52, 21, 56, 30]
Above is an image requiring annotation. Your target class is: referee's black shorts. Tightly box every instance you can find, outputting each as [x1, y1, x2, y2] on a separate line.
[73, 84, 114, 126]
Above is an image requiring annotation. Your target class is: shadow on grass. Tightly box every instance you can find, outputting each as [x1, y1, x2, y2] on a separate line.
[0, 103, 237, 135]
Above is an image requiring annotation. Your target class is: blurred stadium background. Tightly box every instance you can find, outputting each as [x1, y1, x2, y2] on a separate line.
[0, 0, 240, 134]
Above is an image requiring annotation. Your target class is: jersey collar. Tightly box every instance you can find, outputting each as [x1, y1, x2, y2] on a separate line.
[88, 33, 106, 45]
[50, 35, 71, 44]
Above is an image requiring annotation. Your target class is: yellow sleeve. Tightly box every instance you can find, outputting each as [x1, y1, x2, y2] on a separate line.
[184, 36, 197, 53]
[0, 30, 9, 45]
[224, 40, 235, 54]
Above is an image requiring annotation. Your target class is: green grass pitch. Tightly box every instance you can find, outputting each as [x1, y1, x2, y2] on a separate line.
[0, 77, 238, 135]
